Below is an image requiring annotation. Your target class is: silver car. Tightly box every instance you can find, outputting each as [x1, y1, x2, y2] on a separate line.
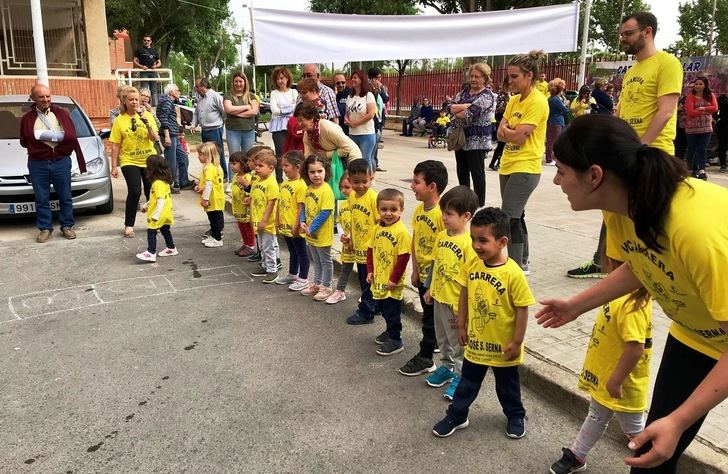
[0, 95, 113, 215]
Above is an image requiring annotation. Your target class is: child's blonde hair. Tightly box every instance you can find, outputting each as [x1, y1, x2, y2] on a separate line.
[197, 142, 220, 166]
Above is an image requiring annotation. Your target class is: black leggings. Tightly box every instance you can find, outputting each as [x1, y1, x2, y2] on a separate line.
[454, 148, 487, 206]
[206, 210, 224, 241]
[121, 165, 151, 227]
[631, 334, 716, 473]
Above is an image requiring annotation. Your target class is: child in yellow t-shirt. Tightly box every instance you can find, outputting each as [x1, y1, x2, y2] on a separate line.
[275, 150, 309, 289]
[230, 151, 255, 257]
[195, 142, 225, 248]
[327, 172, 355, 304]
[368, 189, 412, 356]
[423, 186, 479, 400]
[433, 207, 535, 440]
[299, 154, 336, 301]
[345, 159, 380, 325]
[399, 160, 448, 377]
[136, 154, 177, 263]
[550, 258, 652, 474]
[249, 149, 280, 283]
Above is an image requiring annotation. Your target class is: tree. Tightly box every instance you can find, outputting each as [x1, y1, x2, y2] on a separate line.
[670, 0, 728, 55]
[417, 0, 570, 14]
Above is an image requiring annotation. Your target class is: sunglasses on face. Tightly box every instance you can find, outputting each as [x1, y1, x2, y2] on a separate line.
[335, 81, 346, 85]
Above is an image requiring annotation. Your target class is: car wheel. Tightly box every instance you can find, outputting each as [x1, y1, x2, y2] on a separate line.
[97, 181, 114, 214]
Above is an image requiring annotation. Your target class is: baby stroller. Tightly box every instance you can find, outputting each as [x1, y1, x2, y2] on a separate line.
[428, 122, 450, 148]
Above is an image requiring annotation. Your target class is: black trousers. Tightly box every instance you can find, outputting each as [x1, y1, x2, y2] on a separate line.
[631, 335, 716, 473]
[716, 122, 728, 167]
[417, 283, 437, 360]
[206, 210, 224, 241]
[121, 165, 151, 227]
[454, 148, 487, 206]
[449, 358, 526, 421]
[376, 297, 403, 342]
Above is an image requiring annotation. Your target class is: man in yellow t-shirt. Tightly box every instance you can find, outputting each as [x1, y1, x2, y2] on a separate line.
[249, 151, 280, 281]
[535, 73, 549, 96]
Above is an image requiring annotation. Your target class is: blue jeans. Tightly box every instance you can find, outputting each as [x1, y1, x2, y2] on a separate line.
[307, 245, 332, 287]
[685, 132, 711, 173]
[147, 225, 174, 253]
[201, 127, 227, 181]
[449, 358, 525, 421]
[163, 135, 190, 187]
[377, 297, 403, 343]
[139, 71, 158, 105]
[350, 133, 376, 171]
[226, 128, 256, 155]
[283, 236, 309, 278]
[27, 156, 74, 231]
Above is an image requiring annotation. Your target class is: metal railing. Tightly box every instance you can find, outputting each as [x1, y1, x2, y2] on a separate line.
[114, 68, 175, 89]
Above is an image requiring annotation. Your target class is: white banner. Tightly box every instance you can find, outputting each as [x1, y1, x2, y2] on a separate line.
[251, 4, 579, 66]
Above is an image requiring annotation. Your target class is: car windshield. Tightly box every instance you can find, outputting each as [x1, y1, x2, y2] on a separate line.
[0, 102, 94, 140]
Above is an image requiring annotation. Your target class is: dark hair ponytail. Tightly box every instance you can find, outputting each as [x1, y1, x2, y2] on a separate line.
[554, 115, 688, 251]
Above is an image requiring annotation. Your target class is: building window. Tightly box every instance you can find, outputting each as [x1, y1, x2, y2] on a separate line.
[0, 0, 88, 77]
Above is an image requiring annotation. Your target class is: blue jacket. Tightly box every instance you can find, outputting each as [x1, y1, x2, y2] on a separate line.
[419, 105, 434, 124]
[547, 96, 568, 127]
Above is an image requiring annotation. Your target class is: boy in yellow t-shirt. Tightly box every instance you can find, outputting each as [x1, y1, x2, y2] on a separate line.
[399, 160, 448, 377]
[345, 159, 380, 325]
[368, 189, 411, 356]
[433, 207, 535, 440]
[423, 186, 480, 400]
[249, 149, 280, 283]
[550, 258, 651, 473]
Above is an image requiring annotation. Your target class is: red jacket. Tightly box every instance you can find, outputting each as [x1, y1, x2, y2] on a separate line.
[19, 104, 86, 172]
[283, 116, 304, 154]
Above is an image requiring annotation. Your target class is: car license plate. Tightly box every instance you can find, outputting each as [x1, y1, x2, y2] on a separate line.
[8, 201, 60, 214]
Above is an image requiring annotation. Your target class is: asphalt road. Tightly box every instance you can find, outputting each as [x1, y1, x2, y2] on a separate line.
[0, 224, 634, 473]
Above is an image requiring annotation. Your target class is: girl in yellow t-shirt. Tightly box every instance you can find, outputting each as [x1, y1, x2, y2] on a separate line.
[276, 151, 310, 289]
[195, 142, 225, 248]
[136, 154, 177, 263]
[328, 172, 355, 304]
[550, 258, 652, 474]
[230, 151, 255, 257]
[299, 154, 335, 302]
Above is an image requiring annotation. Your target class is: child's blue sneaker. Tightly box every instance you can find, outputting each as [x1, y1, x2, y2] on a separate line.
[443, 374, 461, 400]
[506, 417, 526, 439]
[426, 366, 455, 388]
[346, 312, 375, 325]
[432, 412, 469, 438]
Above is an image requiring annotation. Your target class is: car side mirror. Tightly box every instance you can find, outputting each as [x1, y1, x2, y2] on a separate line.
[99, 128, 111, 139]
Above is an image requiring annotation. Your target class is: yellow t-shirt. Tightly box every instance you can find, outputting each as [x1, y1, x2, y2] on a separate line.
[618, 51, 683, 154]
[109, 112, 159, 168]
[199, 164, 225, 212]
[500, 91, 549, 175]
[278, 177, 306, 237]
[338, 199, 355, 263]
[370, 219, 412, 301]
[348, 189, 380, 264]
[578, 295, 652, 413]
[250, 174, 279, 234]
[462, 257, 536, 367]
[535, 80, 549, 96]
[230, 171, 251, 222]
[304, 183, 335, 247]
[147, 179, 174, 229]
[411, 202, 444, 282]
[436, 116, 451, 126]
[605, 178, 728, 360]
[429, 230, 478, 314]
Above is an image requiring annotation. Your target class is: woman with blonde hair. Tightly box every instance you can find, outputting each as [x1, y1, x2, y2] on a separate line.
[448, 62, 497, 206]
[224, 71, 259, 156]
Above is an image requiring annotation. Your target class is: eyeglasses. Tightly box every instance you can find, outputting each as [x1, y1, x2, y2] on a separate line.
[619, 27, 645, 38]
[335, 81, 346, 85]
[131, 118, 138, 132]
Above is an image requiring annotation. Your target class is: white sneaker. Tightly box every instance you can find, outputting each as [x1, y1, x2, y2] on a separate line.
[275, 273, 297, 285]
[204, 238, 223, 248]
[325, 290, 347, 304]
[136, 251, 156, 262]
[158, 247, 179, 257]
[201, 235, 213, 244]
[289, 279, 310, 291]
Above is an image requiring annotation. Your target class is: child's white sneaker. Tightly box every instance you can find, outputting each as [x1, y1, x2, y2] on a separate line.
[158, 247, 179, 257]
[289, 279, 310, 291]
[136, 251, 156, 262]
[204, 238, 223, 248]
[325, 290, 346, 304]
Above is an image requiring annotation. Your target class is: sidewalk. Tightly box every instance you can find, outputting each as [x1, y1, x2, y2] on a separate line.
[189, 129, 728, 471]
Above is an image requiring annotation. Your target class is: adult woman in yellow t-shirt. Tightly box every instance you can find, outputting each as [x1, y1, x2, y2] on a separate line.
[109, 86, 160, 238]
[496, 50, 549, 274]
[537, 114, 728, 472]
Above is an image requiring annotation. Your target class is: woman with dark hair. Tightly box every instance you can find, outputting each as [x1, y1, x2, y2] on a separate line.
[570, 86, 594, 118]
[223, 71, 259, 155]
[296, 102, 361, 162]
[537, 114, 728, 473]
[685, 76, 718, 180]
[345, 70, 377, 171]
[269, 66, 298, 182]
[546, 79, 569, 165]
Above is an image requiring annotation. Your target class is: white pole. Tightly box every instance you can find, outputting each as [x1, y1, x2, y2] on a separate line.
[30, 0, 48, 86]
[708, 0, 717, 54]
[577, 0, 593, 88]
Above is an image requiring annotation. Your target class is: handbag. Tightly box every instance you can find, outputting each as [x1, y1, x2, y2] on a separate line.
[447, 126, 466, 151]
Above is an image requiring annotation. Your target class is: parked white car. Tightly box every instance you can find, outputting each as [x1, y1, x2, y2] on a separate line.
[0, 95, 113, 215]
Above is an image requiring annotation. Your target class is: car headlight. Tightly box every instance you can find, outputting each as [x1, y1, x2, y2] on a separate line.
[71, 157, 105, 179]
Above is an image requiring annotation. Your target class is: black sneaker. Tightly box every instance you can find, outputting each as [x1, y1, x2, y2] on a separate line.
[566, 260, 605, 279]
[398, 355, 436, 376]
[376, 338, 403, 356]
[550, 448, 586, 474]
[506, 417, 526, 439]
[432, 413, 469, 438]
[247, 252, 262, 262]
[262, 272, 278, 284]
[346, 312, 375, 325]
[374, 330, 388, 345]
[250, 268, 268, 277]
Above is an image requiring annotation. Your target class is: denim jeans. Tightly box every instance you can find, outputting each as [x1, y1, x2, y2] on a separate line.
[350, 133, 376, 172]
[449, 358, 526, 421]
[283, 236, 309, 278]
[226, 128, 256, 155]
[685, 132, 711, 173]
[201, 127, 227, 181]
[163, 134, 179, 187]
[139, 71, 158, 105]
[377, 297, 403, 342]
[307, 245, 333, 287]
[175, 137, 190, 187]
[147, 225, 174, 253]
[27, 156, 74, 231]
